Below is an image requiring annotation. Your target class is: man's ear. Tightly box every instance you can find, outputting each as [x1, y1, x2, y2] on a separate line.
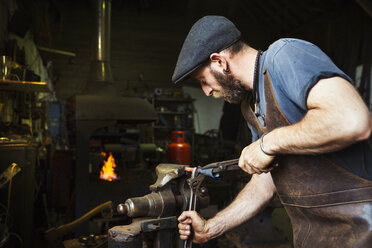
[210, 52, 227, 70]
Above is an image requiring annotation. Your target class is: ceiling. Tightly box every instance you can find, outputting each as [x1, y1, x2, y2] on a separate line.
[10, 0, 371, 100]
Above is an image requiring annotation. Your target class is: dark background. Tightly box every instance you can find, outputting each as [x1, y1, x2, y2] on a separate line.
[1, 0, 371, 102]
[0, 0, 371, 247]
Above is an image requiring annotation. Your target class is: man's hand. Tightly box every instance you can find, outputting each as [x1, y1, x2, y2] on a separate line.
[239, 139, 275, 174]
[178, 211, 209, 243]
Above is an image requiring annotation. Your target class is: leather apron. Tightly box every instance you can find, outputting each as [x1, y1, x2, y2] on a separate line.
[241, 68, 372, 247]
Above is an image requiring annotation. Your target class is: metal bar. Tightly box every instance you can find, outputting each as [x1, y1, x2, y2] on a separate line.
[0, 163, 21, 188]
[37, 46, 76, 57]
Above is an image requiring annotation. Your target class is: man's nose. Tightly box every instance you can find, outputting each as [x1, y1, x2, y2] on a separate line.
[201, 84, 213, 96]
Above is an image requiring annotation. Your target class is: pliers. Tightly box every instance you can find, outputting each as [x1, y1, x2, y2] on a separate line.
[183, 159, 239, 248]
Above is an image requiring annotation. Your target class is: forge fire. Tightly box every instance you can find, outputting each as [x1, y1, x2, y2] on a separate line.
[100, 152, 118, 181]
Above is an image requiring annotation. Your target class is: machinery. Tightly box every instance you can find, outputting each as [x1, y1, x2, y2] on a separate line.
[108, 159, 244, 248]
[43, 159, 288, 248]
[107, 157, 292, 248]
[108, 163, 211, 248]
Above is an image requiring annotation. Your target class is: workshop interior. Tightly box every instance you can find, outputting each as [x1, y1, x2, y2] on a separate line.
[0, 0, 371, 247]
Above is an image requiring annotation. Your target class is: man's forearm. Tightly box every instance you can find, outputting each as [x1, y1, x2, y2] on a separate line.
[264, 111, 354, 155]
[203, 173, 275, 240]
[264, 107, 371, 155]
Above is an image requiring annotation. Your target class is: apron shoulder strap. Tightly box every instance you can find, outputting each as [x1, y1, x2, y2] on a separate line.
[241, 97, 266, 137]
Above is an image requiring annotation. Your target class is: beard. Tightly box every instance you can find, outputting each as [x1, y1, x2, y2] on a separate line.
[210, 69, 249, 104]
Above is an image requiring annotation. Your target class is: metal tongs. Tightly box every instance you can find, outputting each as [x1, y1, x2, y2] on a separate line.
[183, 168, 202, 248]
[183, 159, 240, 247]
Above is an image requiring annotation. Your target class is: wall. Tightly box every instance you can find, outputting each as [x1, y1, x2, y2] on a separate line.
[355, 65, 372, 110]
[0, 0, 10, 51]
[38, 1, 371, 108]
[41, 2, 196, 100]
[183, 86, 225, 134]
[0, 0, 17, 54]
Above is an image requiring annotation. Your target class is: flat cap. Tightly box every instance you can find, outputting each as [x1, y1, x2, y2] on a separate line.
[172, 16, 241, 83]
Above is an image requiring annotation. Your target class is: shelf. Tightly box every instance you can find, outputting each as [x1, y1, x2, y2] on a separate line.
[153, 125, 190, 130]
[156, 111, 192, 115]
[154, 97, 194, 102]
[0, 79, 49, 92]
[153, 126, 172, 129]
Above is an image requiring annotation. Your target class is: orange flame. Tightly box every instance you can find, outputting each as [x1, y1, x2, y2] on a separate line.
[99, 152, 118, 181]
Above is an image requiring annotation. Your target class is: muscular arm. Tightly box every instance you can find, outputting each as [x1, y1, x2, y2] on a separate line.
[178, 172, 276, 243]
[205, 173, 275, 238]
[264, 77, 372, 155]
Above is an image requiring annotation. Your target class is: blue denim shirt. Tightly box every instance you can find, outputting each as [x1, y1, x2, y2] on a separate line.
[248, 38, 372, 180]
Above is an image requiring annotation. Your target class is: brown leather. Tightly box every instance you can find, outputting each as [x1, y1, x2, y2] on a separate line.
[241, 69, 372, 247]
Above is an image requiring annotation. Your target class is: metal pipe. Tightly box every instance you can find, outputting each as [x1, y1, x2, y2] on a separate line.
[88, 0, 113, 85]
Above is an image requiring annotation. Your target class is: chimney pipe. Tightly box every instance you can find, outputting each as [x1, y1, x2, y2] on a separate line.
[84, 0, 115, 94]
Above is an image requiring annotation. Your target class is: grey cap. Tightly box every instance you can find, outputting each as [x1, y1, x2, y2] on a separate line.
[172, 16, 241, 83]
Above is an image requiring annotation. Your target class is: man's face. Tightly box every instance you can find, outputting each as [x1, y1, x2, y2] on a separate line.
[193, 65, 248, 104]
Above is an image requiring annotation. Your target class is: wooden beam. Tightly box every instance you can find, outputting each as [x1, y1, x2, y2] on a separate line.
[227, 0, 238, 18]
[269, 0, 301, 29]
[355, 0, 372, 18]
[252, 0, 290, 32]
[286, 2, 348, 37]
[244, 0, 278, 32]
[237, 1, 264, 27]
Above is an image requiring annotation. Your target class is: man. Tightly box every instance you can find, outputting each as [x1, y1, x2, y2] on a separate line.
[172, 16, 372, 247]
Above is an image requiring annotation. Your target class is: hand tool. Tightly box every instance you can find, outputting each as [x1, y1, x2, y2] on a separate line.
[184, 167, 201, 248]
[186, 158, 278, 180]
[182, 157, 278, 247]
[183, 159, 239, 247]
